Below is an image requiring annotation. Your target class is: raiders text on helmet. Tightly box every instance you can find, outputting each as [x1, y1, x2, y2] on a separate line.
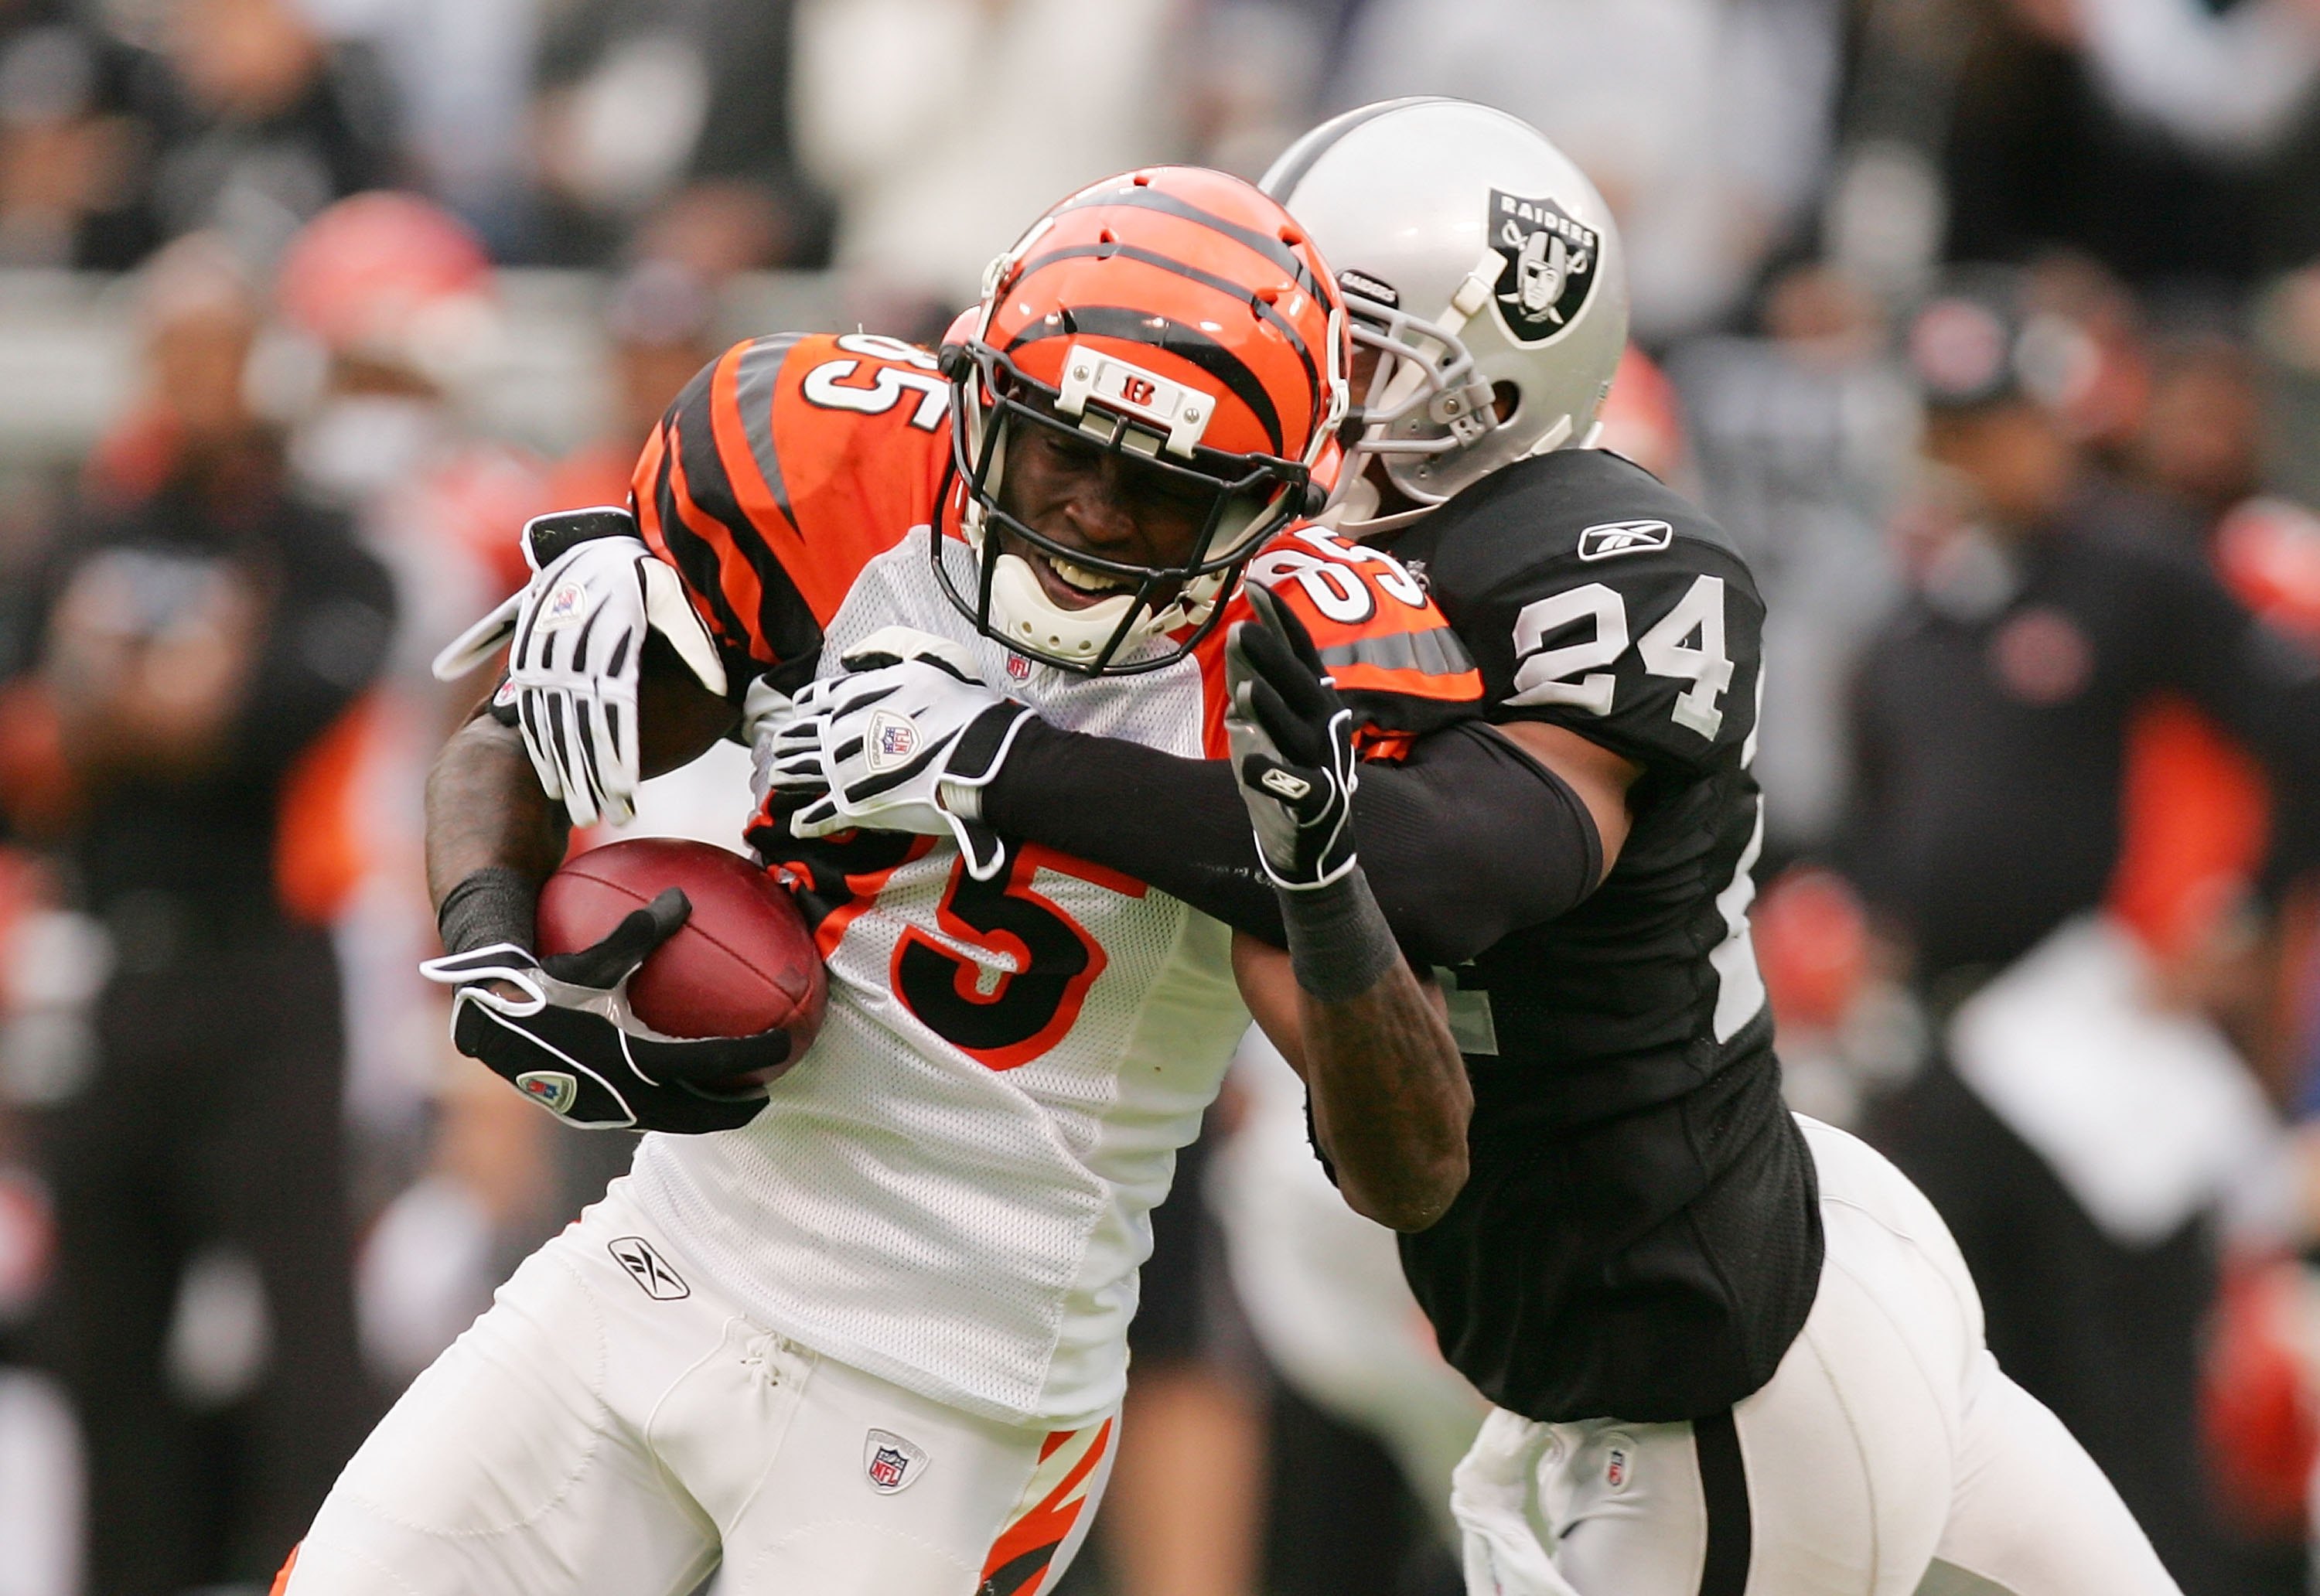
[1261, 98, 1629, 535]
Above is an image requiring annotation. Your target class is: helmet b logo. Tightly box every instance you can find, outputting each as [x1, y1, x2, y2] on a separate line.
[1121, 376, 1157, 406]
[1487, 190, 1599, 346]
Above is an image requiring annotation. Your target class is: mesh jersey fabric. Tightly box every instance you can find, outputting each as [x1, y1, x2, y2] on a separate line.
[619, 330, 1479, 1426]
[627, 533, 1250, 1424]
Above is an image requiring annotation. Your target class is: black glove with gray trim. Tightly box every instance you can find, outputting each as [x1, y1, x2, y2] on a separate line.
[420, 882, 783, 1134]
[1227, 585, 1362, 892]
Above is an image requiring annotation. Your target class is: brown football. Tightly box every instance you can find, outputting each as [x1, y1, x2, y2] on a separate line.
[537, 837, 826, 1054]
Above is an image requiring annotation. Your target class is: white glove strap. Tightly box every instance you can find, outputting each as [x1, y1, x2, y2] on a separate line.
[418, 942, 684, 1042]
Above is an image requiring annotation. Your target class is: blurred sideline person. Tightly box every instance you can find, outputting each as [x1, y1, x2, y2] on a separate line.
[544, 261, 727, 515]
[1849, 271, 2320, 1589]
[256, 193, 567, 1389]
[278, 168, 1473, 1595]
[0, 233, 394, 1596]
[1842, 269, 2320, 998]
[780, 99, 2187, 1594]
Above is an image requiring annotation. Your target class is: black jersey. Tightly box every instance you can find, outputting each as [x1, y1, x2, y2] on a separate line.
[1385, 448, 1823, 1424]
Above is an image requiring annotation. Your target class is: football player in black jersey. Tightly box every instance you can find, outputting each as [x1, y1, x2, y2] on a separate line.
[773, 102, 2181, 1594]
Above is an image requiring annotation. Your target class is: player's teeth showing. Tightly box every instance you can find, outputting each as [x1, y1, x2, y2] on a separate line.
[1047, 554, 1130, 595]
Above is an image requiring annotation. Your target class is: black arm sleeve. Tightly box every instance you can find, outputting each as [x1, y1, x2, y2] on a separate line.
[981, 718, 1603, 967]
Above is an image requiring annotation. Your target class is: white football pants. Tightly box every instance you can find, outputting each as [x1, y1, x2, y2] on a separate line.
[278, 1178, 1116, 1596]
[1451, 1117, 2182, 1596]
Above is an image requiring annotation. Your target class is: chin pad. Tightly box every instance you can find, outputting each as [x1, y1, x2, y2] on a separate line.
[988, 552, 1142, 664]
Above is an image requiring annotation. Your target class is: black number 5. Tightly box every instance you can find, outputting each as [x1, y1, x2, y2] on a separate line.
[893, 844, 1139, 1070]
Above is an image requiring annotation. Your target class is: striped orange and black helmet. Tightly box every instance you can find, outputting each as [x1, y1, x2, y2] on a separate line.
[937, 166, 1350, 674]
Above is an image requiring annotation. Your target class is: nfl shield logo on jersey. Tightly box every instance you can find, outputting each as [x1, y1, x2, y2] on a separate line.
[865, 709, 921, 772]
[1005, 652, 1032, 682]
[1487, 189, 1600, 345]
[864, 1428, 928, 1493]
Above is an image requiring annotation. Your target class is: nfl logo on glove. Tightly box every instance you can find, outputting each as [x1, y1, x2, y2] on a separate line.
[538, 579, 589, 628]
[865, 708, 921, 771]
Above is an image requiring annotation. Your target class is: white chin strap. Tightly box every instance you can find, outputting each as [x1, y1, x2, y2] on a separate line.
[988, 551, 1141, 663]
[979, 549, 1226, 667]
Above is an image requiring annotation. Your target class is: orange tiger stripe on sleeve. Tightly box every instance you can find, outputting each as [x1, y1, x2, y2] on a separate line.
[1233, 527, 1482, 748]
[632, 333, 957, 694]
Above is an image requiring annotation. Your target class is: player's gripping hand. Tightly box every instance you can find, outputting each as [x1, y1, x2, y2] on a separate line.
[432, 506, 728, 828]
[761, 628, 1032, 882]
[1227, 585, 1360, 892]
[418, 888, 781, 1134]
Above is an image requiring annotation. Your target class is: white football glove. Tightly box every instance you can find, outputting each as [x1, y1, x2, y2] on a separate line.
[761, 627, 1032, 881]
[432, 506, 727, 827]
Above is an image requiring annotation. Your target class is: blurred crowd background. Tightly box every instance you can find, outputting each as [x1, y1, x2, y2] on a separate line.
[4, 0, 2320, 1592]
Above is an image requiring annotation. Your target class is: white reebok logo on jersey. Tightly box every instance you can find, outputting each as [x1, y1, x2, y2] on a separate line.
[865, 709, 921, 771]
[864, 1428, 928, 1492]
[1576, 520, 1673, 561]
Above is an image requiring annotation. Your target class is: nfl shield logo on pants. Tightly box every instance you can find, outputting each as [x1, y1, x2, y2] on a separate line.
[864, 1428, 928, 1493]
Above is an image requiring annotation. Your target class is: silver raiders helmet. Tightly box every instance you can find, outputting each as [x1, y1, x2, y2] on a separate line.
[1262, 97, 1630, 534]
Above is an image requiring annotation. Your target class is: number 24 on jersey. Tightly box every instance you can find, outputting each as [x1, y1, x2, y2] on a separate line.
[1508, 575, 1735, 739]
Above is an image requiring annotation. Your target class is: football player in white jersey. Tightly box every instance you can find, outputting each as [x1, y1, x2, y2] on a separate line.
[770, 103, 2188, 1595]
[275, 168, 1478, 1596]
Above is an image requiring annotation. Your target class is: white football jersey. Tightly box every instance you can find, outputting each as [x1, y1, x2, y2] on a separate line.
[626, 530, 1247, 1425]
[619, 331, 1476, 1426]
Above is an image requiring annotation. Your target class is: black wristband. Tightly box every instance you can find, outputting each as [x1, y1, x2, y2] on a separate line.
[1281, 868, 1400, 1004]
[435, 866, 539, 956]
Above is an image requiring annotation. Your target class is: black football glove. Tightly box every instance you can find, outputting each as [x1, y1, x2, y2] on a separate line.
[1226, 585, 1361, 892]
[418, 888, 785, 1134]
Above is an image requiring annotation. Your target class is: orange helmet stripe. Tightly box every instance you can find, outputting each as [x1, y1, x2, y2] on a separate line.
[1008, 240, 1325, 400]
[1056, 183, 1325, 299]
[1004, 309, 1288, 456]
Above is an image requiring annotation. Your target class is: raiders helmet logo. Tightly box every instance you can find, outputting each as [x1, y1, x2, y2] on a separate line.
[1486, 190, 1599, 346]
